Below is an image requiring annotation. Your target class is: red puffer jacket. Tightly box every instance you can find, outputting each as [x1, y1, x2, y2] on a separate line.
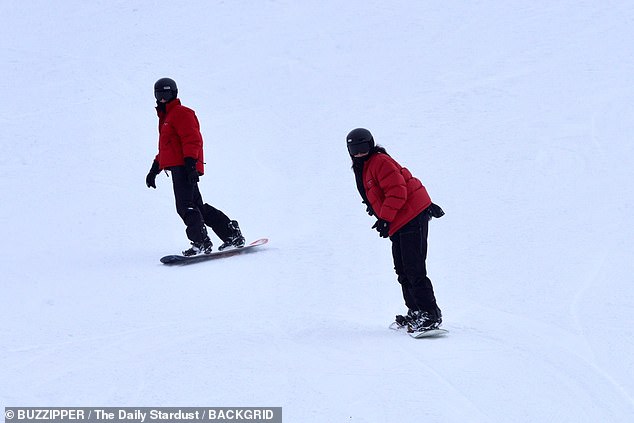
[363, 152, 432, 236]
[154, 99, 205, 175]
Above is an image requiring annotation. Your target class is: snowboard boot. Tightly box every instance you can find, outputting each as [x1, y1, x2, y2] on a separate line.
[392, 309, 418, 329]
[182, 236, 213, 256]
[407, 309, 442, 333]
[218, 220, 245, 251]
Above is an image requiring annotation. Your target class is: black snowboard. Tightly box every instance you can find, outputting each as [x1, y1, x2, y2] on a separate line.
[160, 238, 268, 266]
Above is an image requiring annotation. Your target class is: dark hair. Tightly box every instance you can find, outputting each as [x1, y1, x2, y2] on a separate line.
[350, 145, 389, 211]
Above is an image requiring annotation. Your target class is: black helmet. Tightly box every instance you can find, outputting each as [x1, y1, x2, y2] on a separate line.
[346, 128, 375, 156]
[154, 77, 178, 102]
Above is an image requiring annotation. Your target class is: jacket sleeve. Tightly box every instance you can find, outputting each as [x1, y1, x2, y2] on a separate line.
[374, 156, 408, 222]
[174, 109, 203, 160]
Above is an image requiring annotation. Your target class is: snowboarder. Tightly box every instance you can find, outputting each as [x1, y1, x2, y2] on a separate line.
[145, 77, 245, 256]
[347, 128, 445, 333]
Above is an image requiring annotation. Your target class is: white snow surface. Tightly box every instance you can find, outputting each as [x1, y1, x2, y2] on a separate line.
[2, 1, 634, 422]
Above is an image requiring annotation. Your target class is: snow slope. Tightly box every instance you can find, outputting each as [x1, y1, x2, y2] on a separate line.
[2, 1, 634, 422]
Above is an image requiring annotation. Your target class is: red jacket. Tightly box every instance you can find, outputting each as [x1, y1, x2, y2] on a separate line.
[154, 99, 205, 175]
[363, 152, 432, 236]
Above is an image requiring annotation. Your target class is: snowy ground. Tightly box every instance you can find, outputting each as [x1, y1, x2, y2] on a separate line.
[2, 1, 634, 422]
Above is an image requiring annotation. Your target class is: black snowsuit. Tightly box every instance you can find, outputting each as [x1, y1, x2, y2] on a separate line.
[169, 166, 234, 243]
[390, 210, 441, 317]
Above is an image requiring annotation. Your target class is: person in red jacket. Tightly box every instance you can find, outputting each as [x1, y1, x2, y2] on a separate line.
[146, 78, 245, 256]
[347, 128, 445, 333]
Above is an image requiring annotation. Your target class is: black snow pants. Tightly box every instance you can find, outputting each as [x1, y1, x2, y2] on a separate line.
[390, 210, 441, 317]
[170, 166, 233, 243]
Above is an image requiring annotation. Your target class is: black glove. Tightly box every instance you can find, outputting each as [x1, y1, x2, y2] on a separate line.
[183, 157, 200, 184]
[428, 203, 445, 219]
[146, 160, 160, 189]
[372, 219, 390, 238]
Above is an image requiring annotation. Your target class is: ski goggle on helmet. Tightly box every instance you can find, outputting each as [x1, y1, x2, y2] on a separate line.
[154, 77, 178, 102]
[346, 128, 375, 156]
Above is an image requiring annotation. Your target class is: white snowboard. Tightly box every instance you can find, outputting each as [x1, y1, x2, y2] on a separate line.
[389, 322, 448, 338]
[408, 328, 448, 338]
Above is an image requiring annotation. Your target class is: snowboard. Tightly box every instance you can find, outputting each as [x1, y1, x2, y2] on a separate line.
[408, 328, 448, 338]
[389, 322, 448, 338]
[160, 238, 268, 265]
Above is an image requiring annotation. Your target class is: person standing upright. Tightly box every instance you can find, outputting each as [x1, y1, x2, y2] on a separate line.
[146, 77, 245, 256]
